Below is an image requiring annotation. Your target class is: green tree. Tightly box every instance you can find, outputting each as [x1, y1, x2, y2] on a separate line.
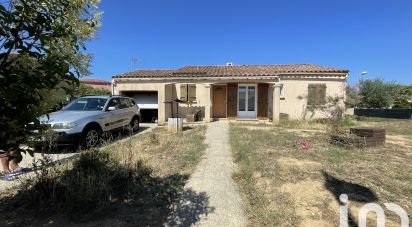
[393, 85, 412, 108]
[358, 79, 400, 108]
[73, 83, 111, 97]
[345, 85, 360, 108]
[0, 0, 101, 153]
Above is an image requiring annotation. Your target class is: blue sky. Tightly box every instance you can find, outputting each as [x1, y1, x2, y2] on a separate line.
[87, 0, 412, 85]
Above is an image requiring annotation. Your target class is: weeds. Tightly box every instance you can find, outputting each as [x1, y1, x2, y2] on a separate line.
[355, 116, 412, 136]
[0, 125, 207, 225]
[148, 131, 160, 145]
[230, 125, 299, 226]
[17, 149, 149, 216]
[230, 121, 412, 226]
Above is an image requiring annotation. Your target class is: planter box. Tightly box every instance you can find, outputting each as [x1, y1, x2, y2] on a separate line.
[186, 114, 196, 123]
[349, 127, 386, 147]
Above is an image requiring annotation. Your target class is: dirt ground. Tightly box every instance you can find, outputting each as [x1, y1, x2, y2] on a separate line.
[0, 152, 78, 191]
[231, 119, 411, 227]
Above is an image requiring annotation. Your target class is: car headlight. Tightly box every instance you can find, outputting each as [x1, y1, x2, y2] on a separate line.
[52, 122, 77, 129]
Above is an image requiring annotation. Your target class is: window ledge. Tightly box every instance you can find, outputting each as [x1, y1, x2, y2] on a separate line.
[181, 101, 198, 104]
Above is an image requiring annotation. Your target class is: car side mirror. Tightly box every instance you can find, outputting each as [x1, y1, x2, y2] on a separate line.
[107, 106, 116, 111]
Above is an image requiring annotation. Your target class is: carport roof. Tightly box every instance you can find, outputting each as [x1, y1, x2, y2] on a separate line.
[113, 64, 348, 78]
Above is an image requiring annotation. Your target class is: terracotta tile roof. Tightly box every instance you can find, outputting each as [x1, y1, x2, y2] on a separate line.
[113, 69, 175, 78]
[174, 64, 348, 77]
[113, 64, 348, 78]
[80, 79, 111, 84]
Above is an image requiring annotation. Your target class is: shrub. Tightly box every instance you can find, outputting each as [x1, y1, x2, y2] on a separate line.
[18, 149, 152, 217]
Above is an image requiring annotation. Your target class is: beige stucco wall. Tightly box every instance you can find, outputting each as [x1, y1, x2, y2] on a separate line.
[173, 83, 210, 119]
[114, 81, 212, 124]
[269, 77, 346, 119]
[114, 76, 347, 123]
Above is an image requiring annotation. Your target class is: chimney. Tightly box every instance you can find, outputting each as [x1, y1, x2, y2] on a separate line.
[226, 62, 233, 66]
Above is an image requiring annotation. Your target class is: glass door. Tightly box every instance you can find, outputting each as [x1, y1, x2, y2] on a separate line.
[238, 85, 257, 118]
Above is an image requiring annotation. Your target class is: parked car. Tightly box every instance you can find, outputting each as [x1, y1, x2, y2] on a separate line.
[37, 95, 141, 148]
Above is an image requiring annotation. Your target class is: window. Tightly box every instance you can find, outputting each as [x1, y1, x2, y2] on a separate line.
[65, 98, 107, 111]
[238, 86, 246, 111]
[247, 86, 256, 111]
[107, 98, 120, 110]
[279, 84, 285, 98]
[180, 84, 196, 102]
[308, 84, 327, 105]
[119, 98, 131, 109]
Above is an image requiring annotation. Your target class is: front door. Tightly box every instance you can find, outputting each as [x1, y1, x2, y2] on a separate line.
[213, 85, 227, 118]
[238, 85, 257, 118]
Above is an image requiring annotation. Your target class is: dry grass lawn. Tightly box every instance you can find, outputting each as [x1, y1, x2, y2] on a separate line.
[230, 118, 411, 227]
[106, 126, 207, 176]
[0, 126, 207, 226]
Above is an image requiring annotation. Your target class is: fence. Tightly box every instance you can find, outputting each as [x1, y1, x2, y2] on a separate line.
[354, 108, 412, 119]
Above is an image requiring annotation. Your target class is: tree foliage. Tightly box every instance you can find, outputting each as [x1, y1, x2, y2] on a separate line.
[358, 79, 400, 108]
[73, 83, 111, 97]
[345, 85, 360, 108]
[0, 0, 101, 152]
[393, 85, 412, 108]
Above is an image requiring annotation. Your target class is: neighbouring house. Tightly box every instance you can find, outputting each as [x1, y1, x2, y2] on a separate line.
[112, 64, 349, 123]
[80, 78, 112, 91]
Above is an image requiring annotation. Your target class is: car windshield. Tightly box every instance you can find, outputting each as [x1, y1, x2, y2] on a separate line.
[64, 98, 108, 111]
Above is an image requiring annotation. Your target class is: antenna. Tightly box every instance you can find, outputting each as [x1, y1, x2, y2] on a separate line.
[131, 57, 138, 70]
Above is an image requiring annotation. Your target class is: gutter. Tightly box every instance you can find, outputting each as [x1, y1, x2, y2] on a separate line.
[113, 75, 281, 82]
[112, 72, 348, 81]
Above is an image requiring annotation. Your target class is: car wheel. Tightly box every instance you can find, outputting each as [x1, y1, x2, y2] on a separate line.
[82, 127, 101, 149]
[130, 117, 140, 133]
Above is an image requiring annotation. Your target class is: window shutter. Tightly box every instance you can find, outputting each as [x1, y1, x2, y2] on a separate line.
[308, 84, 326, 105]
[188, 84, 196, 102]
[180, 84, 187, 101]
[227, 83, 238, 117]
[279, 84, 285, 97]
[257, 83, 268, 118]
[317, 84, 326, 105]
[308, 85, 316, 105]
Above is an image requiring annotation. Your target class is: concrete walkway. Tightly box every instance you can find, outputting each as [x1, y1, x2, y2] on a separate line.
[169, 121, 246, 227]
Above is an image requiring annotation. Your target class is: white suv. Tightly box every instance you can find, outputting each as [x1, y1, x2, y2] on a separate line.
[38, 95, 141, 148]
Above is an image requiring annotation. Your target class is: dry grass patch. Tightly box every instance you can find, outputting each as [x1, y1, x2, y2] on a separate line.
[354, 116, 412, 137]
[108, 126, 207, 176]
[230, 119, 411, 227]
[0, 126, 207, 226]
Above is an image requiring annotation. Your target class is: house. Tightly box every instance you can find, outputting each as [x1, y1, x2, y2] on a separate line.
[80, 79, 111, 91]
[112, 64, 349, 123]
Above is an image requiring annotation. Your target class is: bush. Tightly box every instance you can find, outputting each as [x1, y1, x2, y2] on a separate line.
[18, 149, 152, 216]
